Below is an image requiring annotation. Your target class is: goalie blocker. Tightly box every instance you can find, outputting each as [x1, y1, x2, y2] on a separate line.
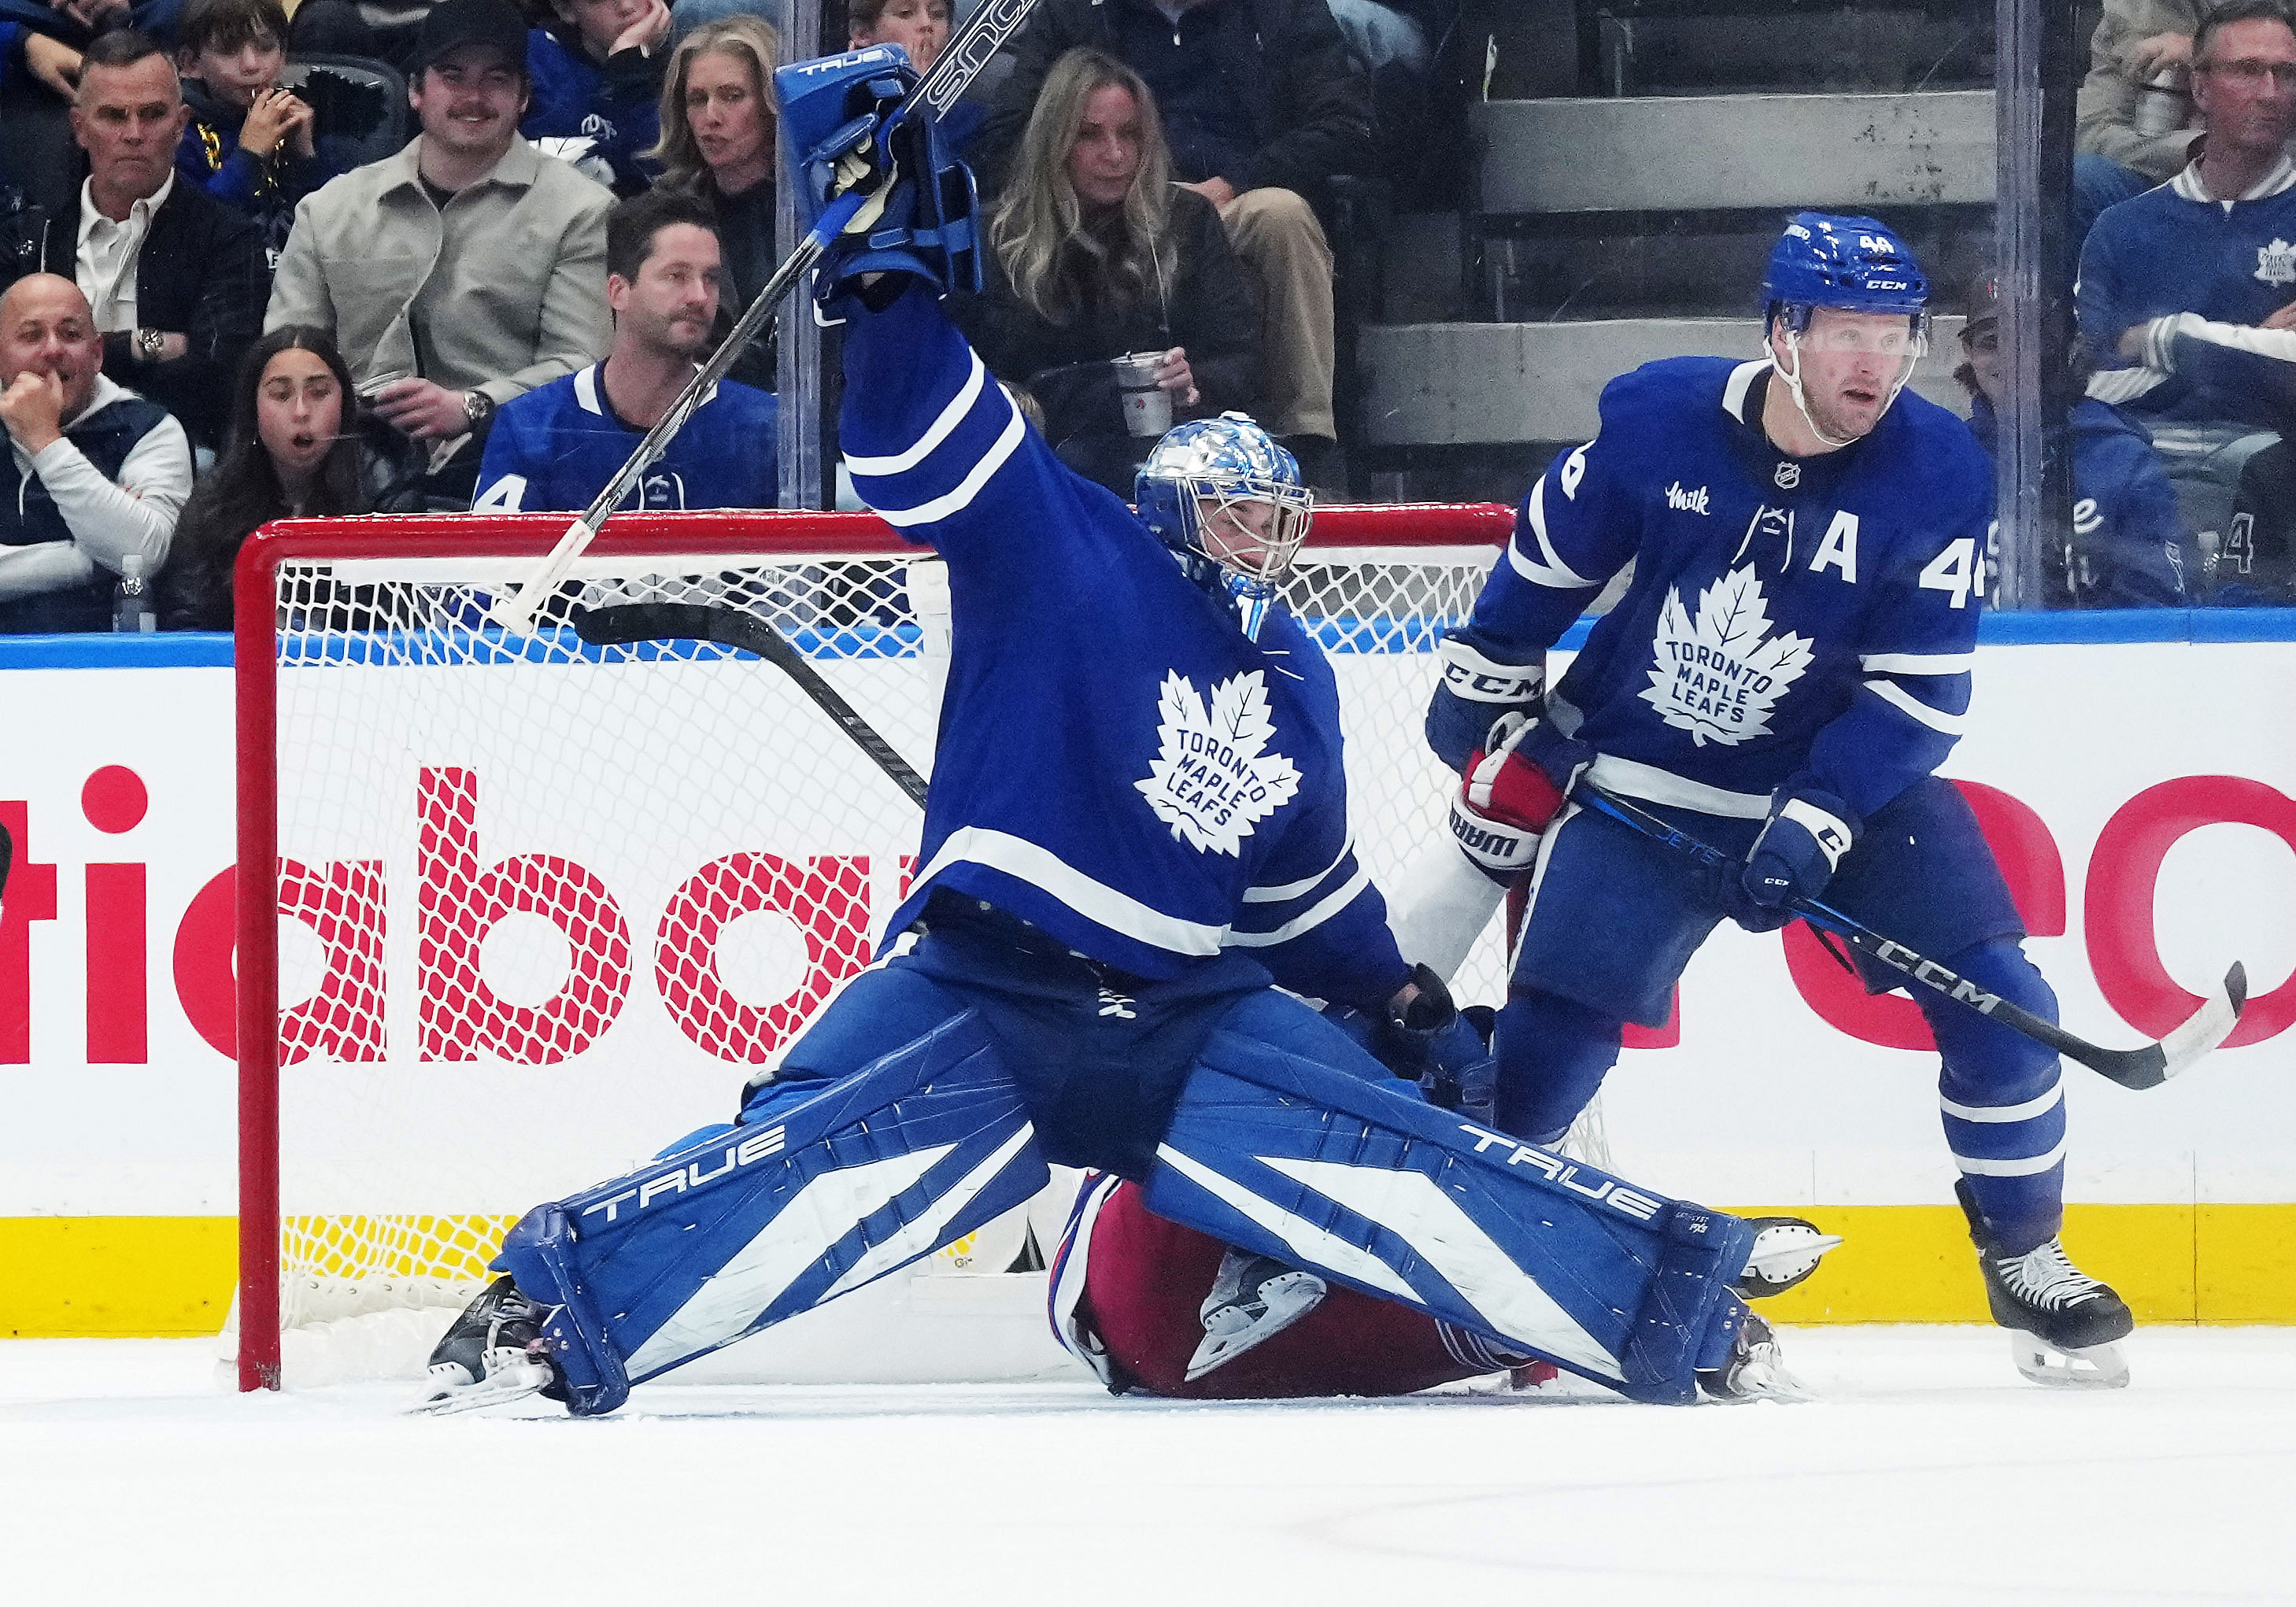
[464, 951, 1762, 1415]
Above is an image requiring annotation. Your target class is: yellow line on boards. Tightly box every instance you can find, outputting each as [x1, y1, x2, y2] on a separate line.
[2, 1205, 2292, 1338]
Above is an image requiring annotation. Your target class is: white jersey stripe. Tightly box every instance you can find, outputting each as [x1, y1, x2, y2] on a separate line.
[841, 351, 989, 475]
[1952, 1137, 2069, 1177]
[1241, 837, 1355, 903]
[1941, 1085, 2065, 1124]
[864, 405, 1028, 528]
[912, 825, 1227, 955]
[1508, 478, 1597, 589]
[1866, 676, 1967, 734]
[1586, 754, 1771, 818]
[1225, 863, 1373, 948]
[1861, 651, 1976, 676]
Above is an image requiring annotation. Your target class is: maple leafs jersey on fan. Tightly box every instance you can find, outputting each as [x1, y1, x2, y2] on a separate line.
[1459, 356, 1995, 823]
[846, 284, 1402, 1004]
[470, 366, 781, 514]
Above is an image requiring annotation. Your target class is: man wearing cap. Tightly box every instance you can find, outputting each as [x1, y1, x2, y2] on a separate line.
[266, 0, 614, 492]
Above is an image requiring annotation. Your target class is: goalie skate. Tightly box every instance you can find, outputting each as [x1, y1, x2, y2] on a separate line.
[1185, 1251, 1328, 1382]
[1695, 1310, 1810, 1403]
[1734, 1216, 1845, 1299]
[1957, 1181, 2133, 1390]
[412, 1276, 565, 1416]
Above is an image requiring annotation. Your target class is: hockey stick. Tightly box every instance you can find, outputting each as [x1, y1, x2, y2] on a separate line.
[1573, 783, 2248, 1092]
[571, 600, 929, 807]
[486, 0, 1046, 637]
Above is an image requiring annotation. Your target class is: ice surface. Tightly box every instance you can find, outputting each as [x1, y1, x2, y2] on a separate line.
[7, 1327, 2295, 1606]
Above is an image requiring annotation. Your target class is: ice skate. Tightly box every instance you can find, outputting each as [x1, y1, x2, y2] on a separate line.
[412, 1275, 564, 1415]
[1734, 1216, 1845, 1299]
[1696, 1309, 1810, 1402]
[1957, 1180, 2132, 1390]
[1185, 1251, 1327, 1381]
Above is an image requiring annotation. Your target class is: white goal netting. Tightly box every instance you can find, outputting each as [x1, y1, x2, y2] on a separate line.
[233, 509, 1515, 1387]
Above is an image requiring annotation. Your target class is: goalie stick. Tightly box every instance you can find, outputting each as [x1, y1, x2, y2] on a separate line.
[1574, 783, 2247, 1092]
[487, 0, 1046, 637]
[572, 601, 928, 807]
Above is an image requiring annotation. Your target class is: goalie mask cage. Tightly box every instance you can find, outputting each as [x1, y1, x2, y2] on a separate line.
[232, 505, 1514, 1391]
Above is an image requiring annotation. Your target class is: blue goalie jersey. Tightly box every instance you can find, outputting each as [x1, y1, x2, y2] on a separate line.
[1460, 357, 1995, 823]
[841, 286, 1409, 1007]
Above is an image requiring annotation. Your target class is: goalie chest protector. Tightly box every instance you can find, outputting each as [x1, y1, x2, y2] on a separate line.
[842, 287, 1388, 991]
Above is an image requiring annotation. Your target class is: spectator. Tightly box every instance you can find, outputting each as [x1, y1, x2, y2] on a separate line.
[473, 187, 776, 511]
[0, 9, 86, 101]
[849, 0, 945, 71]
[155, 325, 420, 627]
[267, 0, 615, 497]
[978, 0, 1374, 490]
[0, 272, 191, 632]
[524, 0, 672, 197]
[2076, 0, 2203, 249]
[0, 30, 269, 452]
[955, 47, 1258, 498]
[648, 12, 775, 389]
[1958, 275, 2185, 608]
[2080, 0, 2296, 431]
[286, 0, 436, 76]
[174, 0, 338, 268]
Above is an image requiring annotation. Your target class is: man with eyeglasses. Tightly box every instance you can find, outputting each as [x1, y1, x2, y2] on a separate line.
[2079, 0, 2296, 432]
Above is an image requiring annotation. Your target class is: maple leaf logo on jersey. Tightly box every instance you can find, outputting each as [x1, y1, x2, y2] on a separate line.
[1136, 670, 1302, 855]
[1640, 567, 1815, 747]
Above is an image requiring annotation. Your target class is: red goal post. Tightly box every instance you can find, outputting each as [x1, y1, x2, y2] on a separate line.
[231, 504, 1513, 1391]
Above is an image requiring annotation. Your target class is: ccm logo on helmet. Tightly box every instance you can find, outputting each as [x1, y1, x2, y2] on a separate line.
[581, 1125, 787, 1224]
[1459, 1124, 1665, 1221]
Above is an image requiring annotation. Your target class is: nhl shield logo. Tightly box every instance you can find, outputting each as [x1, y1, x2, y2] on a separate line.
[1773, 461, 1802, 489]
[2257, 238, 2296, 287]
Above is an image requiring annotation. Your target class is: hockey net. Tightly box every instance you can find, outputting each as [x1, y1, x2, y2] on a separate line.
[231, 506, 1519, 1389]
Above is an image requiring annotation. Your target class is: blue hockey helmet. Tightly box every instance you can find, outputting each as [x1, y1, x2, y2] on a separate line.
[1760, 212, 1932, 444]
[1136, 413, 1314, 637]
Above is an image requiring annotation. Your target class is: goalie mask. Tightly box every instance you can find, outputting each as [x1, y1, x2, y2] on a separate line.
[1761, 212, 1932, 448]
[1135, 412, 1314, 642]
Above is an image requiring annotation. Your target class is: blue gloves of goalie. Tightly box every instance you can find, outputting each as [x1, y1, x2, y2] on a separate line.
[1322, 964, 1496, 1125]
[1721, 776, 1859, 933]
[774, 46, 981, 318]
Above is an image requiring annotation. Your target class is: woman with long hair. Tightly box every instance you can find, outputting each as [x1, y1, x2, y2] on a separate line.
[647, 13, 780, 390]
[957, 48, 1260, 497]
[155, 327, 416, 630]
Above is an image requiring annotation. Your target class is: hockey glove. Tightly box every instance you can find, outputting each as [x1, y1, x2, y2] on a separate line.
[1449, 715, 1594, 885]
[1721, 776, 1858, 933]
[1377, 964, 1496, 1123]
[1425, 633, 1543, 774]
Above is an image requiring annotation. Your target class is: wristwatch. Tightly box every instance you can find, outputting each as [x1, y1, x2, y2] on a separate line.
[134, 327, 164, 364]
[462, 390, 497, 431]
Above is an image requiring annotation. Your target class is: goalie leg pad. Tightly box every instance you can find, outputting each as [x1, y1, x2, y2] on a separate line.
[1141, 988, 1754, 1404]
[497, 1008, 1048, 1414]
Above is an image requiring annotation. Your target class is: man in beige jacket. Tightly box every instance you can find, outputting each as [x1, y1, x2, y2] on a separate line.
[2076, 0, 2204, 247]
[265, 0, 613, 491]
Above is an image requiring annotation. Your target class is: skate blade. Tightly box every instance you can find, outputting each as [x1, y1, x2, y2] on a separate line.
[1183, 1273, 1326, 1382]
[409, 1358, 556, 1417]
[2009, 1332, 2131, 1390]
[1710, 1351, 1817, 1404]
[1736, 1224, 1847, 1298]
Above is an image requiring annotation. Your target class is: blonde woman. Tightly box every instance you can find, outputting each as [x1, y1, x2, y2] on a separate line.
[647, 12, 779, 387]
[954, 48, 1260, 497]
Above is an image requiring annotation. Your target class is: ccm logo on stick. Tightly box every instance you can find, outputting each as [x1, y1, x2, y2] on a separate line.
[1459, 1125, 1665, 1221]
[582, 1125, 786, 1224]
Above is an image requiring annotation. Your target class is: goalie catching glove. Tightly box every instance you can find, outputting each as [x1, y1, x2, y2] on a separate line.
[1321, 964, 1496, 1123]
[1449, 715, 1593, 885]
[775, 46, 981, 320]
[1721, 775, 1858, 933]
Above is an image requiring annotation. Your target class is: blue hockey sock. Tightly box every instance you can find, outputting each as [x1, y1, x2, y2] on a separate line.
[1141, 988, 1752, 1404]
[1923, 939, 2066, 1255]
[495, 1010, 1048, 1415]
[1492, 988, 1627, 1144]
